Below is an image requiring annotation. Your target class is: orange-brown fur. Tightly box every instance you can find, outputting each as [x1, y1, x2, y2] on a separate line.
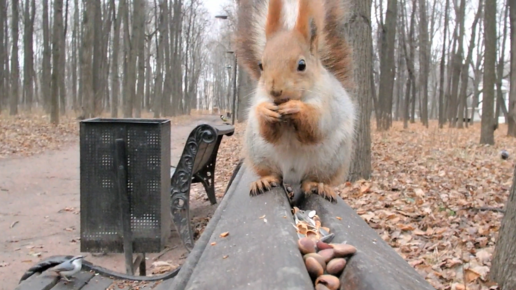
[240, 0, 356, 202]
[278, 100, 322, 144]
[301, 181, 336, 202]
[256, 102, 284, 144]
[265, 0, 283, 39]
[233, 0, 353, 90]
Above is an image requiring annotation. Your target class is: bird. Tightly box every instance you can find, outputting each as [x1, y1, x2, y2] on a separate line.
[220, 114, 228, 123]
[49, 255, 84, 282]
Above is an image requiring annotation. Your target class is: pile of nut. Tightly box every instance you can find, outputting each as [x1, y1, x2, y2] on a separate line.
[298, 237, 357, 290]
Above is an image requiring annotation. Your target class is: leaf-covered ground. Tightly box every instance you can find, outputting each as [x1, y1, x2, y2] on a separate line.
[0, 113, 78, 158]
[336, 122, 514, 290]
[214, 121, 514, 290]
[2, 113, 513, 289]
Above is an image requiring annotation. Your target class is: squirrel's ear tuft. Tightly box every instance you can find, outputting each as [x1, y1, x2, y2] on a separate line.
[265, 0, 283, 40]
[295, 0, 320, 53]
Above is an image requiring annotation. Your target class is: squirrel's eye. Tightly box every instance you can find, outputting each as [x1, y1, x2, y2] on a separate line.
[258, 62, 263, 71]
[297, 59, 306, 71]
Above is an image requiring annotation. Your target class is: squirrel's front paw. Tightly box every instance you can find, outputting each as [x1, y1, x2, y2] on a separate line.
[301, 181, 338, 204]
[256, 102, 281, 123]
[250, 175, 280, 196]
[277, 100, 302, 117]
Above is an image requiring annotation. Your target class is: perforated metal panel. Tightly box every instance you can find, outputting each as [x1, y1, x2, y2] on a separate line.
[79, 118, 171, 253]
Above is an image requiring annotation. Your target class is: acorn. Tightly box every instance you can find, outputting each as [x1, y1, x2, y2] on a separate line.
[326, 258, 346, 275]
[298, 237, 316, 254]
[305, 257, 324, 279]
[316, 240, 333, 251]
[330, 243, 357, 257]
[318, 249, 335, 263]
[303, 253, 326, 269]
[315, 274, 341, 290]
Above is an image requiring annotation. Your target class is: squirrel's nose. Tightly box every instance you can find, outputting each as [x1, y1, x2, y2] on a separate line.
[270, 90, 283, 98]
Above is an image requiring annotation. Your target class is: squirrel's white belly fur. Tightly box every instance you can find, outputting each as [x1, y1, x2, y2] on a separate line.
[244, 70, 356, 186]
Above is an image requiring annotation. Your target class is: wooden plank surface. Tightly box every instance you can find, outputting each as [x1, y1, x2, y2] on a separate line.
[302, 195, 436, 290]
[14, 270, 59, 290]
[52, 271, 94, 290]
[80, 275, 113, 290]
[177, 166, 313, 290]
[152, 279, 174, 290]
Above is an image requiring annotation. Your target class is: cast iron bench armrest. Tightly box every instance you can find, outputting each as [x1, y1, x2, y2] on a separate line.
[170, 123, 234, 251]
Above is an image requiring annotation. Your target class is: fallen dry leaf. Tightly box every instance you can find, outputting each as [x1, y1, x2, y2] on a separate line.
[259, 215, 266, 219]
[210, 242, 216, 246]
[150, 261, 178, 274]
[222, 255, 229, 259]
[336, 217, 342, 220]
[219, 232, 229, 238]
[464, 268, 481, 284]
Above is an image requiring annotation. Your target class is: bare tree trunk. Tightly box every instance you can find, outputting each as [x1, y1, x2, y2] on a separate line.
[448, 0, 466, 128]
[438, 0, 449, 128]
[377, 0, 397, 131]
[509, 0, 516, 136]
[495, 4, 509, 128]
[153, 0, 167, 118]
[491, 165, 516, 289]
[457, 0, 482, 129]
[51, 0, 64, 124]
[480, 0, 497, 145]
[42, 0, 51, 113]
[135, 0, 145, 118]
[10, 0, 19, 115]
[82, 0, 95, 118]
[0, 0, 6, 112]
[71, 0, 79, 111]
[58, 0, 69, 114]
[23, 0, 35, 111]
[418, 0, 429, 127]
[344, 0, 373, 181]
[111, 0, 123, 117]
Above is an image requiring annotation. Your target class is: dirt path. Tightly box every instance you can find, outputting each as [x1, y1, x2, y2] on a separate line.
[0, 115, 224, 290]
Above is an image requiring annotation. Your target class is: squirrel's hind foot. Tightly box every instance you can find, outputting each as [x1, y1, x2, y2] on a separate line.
[301, 181, 338, 204]
[250, 175, 280, 196]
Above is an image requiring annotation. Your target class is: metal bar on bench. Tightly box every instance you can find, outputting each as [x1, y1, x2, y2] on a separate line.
[115, 138, 134, 276]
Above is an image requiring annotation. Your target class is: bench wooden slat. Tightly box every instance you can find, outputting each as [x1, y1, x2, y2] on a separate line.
[80, 275, 114, 290]
[14, 271, 59, 290]
[51, 271, 95, 290]
[302, 195, 435, 290]
[152, 279, 175, 290]
[173, 166, 314, 290]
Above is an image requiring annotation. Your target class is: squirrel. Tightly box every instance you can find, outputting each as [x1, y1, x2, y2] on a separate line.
[234, 0, 357, 203]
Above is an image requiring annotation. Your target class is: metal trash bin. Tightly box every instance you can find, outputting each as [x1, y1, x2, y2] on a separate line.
[79, 118, 171, 255]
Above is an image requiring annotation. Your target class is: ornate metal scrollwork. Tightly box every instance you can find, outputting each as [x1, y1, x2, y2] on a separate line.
[170, 124, 217, 251]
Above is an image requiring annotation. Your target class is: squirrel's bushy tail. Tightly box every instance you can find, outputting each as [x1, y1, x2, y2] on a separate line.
[233, 0, 353, 89]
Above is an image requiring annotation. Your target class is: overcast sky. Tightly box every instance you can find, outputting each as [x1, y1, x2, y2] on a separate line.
[203, 0, 229, 17]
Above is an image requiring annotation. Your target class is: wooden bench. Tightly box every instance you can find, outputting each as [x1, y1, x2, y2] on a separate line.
[170, 164, 436, 290]
[17, 162, 436, 290]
